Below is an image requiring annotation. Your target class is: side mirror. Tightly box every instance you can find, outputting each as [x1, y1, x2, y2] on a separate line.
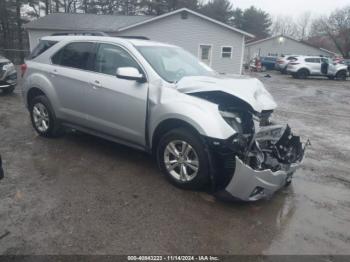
[116, 67, 146, 83]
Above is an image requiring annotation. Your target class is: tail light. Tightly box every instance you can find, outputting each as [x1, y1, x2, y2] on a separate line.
[276, 60, 284, 64]
[20, 63, 27, 77]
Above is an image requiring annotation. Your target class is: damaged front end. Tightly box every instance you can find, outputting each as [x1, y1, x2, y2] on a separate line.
[226, 124, 305, 201]
[195, 94, 307, 201]
[211, 115, 306, 201]
[179, 76, 306, 201]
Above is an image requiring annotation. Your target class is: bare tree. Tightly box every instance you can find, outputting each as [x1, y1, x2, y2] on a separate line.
[270, 15, 299, 38]
[297, 11, 311, 40]
[310, 6, 350, 58]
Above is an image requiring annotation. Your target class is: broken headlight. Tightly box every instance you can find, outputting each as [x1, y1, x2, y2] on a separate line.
[219, 110, 243, 133]
[2, 62, 14, 71]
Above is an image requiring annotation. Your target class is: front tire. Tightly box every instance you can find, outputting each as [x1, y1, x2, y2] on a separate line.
[336, 71, 347, 81]
[156, 128, 210, 190]
[29, 95, 63, 137]
[297, 69, 309, 79]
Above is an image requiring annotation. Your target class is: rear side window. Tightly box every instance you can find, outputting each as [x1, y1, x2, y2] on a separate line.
[28, 40, 58, 60]
[52, 42, 95, 71]
[305, 58, 320, 63]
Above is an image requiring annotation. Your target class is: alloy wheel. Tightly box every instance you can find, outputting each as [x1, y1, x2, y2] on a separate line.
[163, 140, 199, 182]
[32, 103, 50, 132]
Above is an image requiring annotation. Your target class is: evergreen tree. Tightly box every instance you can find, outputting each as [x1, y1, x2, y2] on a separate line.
[199, 0, 234, 24]
[240, 6, 272, 39]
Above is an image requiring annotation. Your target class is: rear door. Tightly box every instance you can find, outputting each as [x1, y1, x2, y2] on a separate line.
[305, 58, 321, 74]
[50, 41, 97, 126]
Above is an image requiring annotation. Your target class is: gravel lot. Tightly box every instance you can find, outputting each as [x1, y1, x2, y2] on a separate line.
[1, 71, 350, 255]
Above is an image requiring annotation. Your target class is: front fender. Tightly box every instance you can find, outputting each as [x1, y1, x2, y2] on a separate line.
[148, 93, 236, 146]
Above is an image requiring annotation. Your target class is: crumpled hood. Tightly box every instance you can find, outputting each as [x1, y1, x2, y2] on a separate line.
[176, 75, 277, 112]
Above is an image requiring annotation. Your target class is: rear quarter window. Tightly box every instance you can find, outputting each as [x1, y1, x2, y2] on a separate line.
[27, 40, 58, 60]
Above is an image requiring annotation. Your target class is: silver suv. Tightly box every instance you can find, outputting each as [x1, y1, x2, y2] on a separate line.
[0, 55, 17, 94]
[287, 56, 348, 80]
[22, 36, 305, 201]
[275, 55, 299, 74]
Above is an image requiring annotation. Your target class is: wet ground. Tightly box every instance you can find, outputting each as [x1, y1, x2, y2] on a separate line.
[0, 71, 350, 255]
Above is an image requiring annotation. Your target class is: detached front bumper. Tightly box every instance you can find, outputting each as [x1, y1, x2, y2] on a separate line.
[213, 124, 306, 202]
[223, 156, 301, 201]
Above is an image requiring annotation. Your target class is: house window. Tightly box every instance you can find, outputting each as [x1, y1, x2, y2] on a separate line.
[222, 46, 232, 58]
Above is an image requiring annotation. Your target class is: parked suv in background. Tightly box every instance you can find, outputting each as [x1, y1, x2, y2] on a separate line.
[287, 56, 348, 80]
[275, 55, 298, 74]
[22, 36, 305, 201]
[0, 55, 17, 94]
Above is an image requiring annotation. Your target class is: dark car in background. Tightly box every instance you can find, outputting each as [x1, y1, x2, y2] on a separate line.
[260, 56, 277, 71]
[0, 55, 17, 94]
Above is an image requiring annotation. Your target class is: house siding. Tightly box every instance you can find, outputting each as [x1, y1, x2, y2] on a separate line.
[26, 12, 245, 74]
[114, 12, 244, 74]
[245, 37, 332, 62]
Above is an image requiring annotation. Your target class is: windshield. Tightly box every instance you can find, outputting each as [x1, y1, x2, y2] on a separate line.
[136, 45, 215, 83]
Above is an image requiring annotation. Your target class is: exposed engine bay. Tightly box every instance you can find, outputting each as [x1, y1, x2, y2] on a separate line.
[190, 91, 306, 201]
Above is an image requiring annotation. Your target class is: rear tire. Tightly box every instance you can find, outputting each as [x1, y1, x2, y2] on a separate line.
[29, 95, 64, 138]
[1, 85, 15, 94]
[297, 69, 309, 79]
[156, 128, 210, 190]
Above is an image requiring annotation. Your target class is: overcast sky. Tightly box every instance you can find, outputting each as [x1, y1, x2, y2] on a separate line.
[230, 0, 350, 17]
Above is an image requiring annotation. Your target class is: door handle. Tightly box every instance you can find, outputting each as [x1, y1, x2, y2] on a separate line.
[91, 80, 102, 89]
[50, 69, 58, 77]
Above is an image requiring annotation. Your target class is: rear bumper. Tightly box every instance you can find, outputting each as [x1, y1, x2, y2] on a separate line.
[275, 64, 287, 70]
[286, 67, 298, 74]
[223, 156, 301, 201]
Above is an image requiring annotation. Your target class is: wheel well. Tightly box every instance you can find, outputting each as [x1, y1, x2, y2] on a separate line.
[27, 88, 46, 107]
[151, 119, 201, 155]
[337, 69, 347, 75]
[298, 68, 310, 74]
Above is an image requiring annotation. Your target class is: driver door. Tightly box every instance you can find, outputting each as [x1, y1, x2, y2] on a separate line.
[85, 43, 148, 147]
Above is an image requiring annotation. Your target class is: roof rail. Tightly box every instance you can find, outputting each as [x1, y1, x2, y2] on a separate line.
[51, 31, 109, 36]
[116, 36, 150, 40]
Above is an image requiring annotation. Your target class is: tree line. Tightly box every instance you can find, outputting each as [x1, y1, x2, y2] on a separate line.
[1, 0, 349, 63]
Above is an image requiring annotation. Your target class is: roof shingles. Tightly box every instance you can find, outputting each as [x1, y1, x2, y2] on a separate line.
[24, 13, 154, 32]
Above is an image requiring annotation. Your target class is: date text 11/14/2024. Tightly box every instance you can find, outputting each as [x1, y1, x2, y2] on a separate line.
[127, 256, 220, 261]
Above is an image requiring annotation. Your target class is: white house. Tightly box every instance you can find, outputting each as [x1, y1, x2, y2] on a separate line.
[24, 8, 254, 74]
[245, 35, 337, 63]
